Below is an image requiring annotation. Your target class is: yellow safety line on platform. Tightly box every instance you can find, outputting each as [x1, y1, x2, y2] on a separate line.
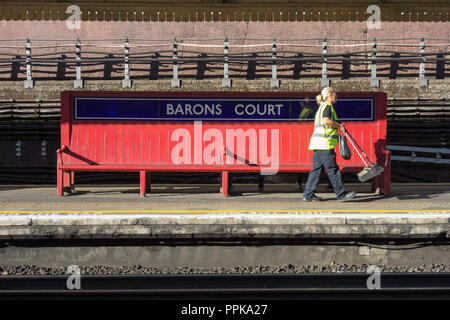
[1, 209, 450, 214]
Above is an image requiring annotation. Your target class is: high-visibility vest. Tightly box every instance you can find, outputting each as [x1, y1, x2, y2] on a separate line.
[308, 102, 339, 150]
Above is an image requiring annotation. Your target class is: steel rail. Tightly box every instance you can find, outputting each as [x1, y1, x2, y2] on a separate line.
[0, 273, 449, 299]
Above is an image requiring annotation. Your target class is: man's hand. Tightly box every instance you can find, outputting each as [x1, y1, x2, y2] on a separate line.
[339, 123, 346, 133]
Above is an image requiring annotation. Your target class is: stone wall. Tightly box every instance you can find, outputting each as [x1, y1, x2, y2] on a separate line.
[1, 20, 449, 40]
[0, 79, 448, 101]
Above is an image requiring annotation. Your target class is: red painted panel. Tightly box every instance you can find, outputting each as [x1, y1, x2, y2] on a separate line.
[86, 126, 96, 163]
[94, 127, 104, 164]
[103, 128, 114, 163]
[112, 128, 122, 164]
[123, 126, 133, 163]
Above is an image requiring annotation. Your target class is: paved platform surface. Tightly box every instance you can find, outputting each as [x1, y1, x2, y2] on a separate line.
[0, 183, 449, 239]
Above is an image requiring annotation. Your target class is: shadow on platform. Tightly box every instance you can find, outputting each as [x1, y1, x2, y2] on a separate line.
[393, 186, 450, 201]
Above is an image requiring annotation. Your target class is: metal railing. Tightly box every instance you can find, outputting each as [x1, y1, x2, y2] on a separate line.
[386, 145, 450, 164]
[0, 37, 448, 88]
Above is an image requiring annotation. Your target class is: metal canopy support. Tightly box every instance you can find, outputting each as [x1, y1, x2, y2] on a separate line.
[122, 38, 132, 88]
[74, 39, 83, 88]
[24, 39, 33, 89]
[270, 38, 280, 88]
[222, 38, 231, 87]
[370, 39, 380, 87]
[171, 38, 181, 88]
[321, 39, 330, 87]
[419, 39, 428, 87]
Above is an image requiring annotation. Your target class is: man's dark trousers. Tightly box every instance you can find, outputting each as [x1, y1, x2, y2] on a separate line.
[303, 149, 346, 198]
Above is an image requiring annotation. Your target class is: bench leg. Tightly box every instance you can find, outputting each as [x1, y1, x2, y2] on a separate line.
[371, 168, 390, 197]
[383, 166, 391, 196]
[371, 177, 377, 193]
[140, 170, 147, 197]
[381, 149, 391, 196]
[295, 173, 303, 191]
[57, 169, 64, 196]
[258, 174, 264, 191]
[221, 171, 229, 197]
[63, 171, 72, 194]
[146, 172, 151, 193]
[71, 171, 75, 189]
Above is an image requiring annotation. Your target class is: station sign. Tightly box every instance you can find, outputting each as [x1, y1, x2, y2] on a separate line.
[74, 97, 374, 121]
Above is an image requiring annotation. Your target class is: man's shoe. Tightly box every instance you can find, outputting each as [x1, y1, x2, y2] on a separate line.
[337, 191, 356, 202]
[302, 195, 322, 202]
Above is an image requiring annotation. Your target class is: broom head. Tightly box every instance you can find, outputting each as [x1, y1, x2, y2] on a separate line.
[357, 165, 384, 182]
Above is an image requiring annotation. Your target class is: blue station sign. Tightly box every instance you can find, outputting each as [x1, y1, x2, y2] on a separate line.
[74, 97, 374, 121]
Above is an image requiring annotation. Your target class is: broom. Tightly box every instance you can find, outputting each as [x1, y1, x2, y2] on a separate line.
[344, 131, 384, 182]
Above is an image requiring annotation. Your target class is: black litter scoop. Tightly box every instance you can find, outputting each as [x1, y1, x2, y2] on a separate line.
[344, 131, 384, 182]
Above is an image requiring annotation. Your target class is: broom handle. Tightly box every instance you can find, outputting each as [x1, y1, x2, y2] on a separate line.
[345, 131, 375, 166]
[344, 132, 370, 167]
[344, 131, 375, 166]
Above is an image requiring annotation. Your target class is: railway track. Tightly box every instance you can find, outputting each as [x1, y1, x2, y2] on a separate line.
[0, 273, 449, 299]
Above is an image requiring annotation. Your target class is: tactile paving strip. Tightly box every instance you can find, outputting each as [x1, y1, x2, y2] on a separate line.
[0, 201, 449, 207]
[0, 201, 449, 212]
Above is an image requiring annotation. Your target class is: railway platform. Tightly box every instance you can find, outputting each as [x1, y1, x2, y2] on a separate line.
[0, 183, 449, 240]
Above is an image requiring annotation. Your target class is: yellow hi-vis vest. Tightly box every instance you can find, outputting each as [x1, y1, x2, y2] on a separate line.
[308, 102, 339, 150]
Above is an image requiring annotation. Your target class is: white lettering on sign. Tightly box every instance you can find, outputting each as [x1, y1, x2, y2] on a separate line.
[234, 104, 283, 116]
[170, 121, 279, 175]
[166, 103, 283, 118]
[166, 103, 222, 116]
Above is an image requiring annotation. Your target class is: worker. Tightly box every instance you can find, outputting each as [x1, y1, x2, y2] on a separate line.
[302, 87, 356, 202]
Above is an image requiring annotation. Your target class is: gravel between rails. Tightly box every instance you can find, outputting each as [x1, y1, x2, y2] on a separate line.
[1, 264, 450, 275]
